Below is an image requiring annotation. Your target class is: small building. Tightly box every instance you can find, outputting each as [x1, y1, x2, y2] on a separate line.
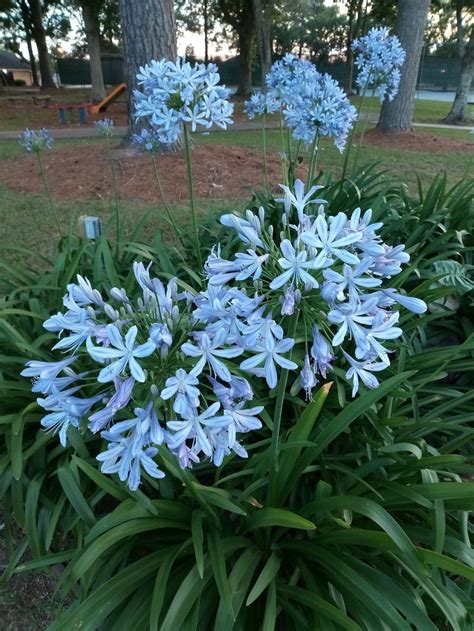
[0, 49, 33, 86]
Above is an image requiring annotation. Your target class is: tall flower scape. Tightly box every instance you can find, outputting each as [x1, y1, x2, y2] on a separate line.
[22, 30, 426, 492]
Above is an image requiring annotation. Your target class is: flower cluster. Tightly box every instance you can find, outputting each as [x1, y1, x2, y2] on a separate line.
[266, 53, 316, 102]
[18, 128, 53, 153]
[131, 127, 165, 153]
[206, 179, 426, 398]
[22, 263, 263, 490]
[22, 179, 426, 491]
[283, 71, 357, 150]
[244, 92, 280, 119]
[244, 54, 357, 150]
[134, 58, 233, 145]
[95, 119, 115, 137]
[352, 27, 406, 102]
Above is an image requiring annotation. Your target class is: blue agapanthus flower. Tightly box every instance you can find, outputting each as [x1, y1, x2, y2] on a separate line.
[266, 53, 317, 103]
[18, 128, 53, 153]
[244, 92, 280, 119]
[95, 118, 115, 136]
[352, 27, 406, 102]
[283, 71, 357, 150]
[134, 58, 233, 144]
[131, 127, 166, 153]
[21, 177, 427, 491]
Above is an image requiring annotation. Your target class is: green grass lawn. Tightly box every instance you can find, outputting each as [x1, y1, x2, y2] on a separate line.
[351, 95, 474, 123]
[0, 181, 242, 266]
[0, 123, 472, 263]
[201, 126, 473, 191]
[233, 96, 473, 125]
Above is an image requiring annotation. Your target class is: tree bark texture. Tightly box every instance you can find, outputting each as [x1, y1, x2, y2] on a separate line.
[444, 27, 473, 123]
[253, 0, 273, 90]
[236, 0, 255, 96]
[29, 0, 56, 88]
[81, 1, 106, 102]
[218, 0, 255, 97]
[19, 0, 39, 86]
[203, 0, 209, 64]
[377, 0, 430, 132]
[118, 0, 177, 135]
[344, 0, 363, 94]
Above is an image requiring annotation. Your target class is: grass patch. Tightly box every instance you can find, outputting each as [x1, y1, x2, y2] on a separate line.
[352, 95, 473, 123]
[0, 182, 241, 266]
[0, 124, 472, 263]
[200, 127, 472, 190]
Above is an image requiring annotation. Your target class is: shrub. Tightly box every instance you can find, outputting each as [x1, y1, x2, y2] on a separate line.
[1, 173, 473, 630]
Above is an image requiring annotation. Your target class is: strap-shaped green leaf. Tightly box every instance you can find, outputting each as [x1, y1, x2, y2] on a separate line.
[245, 508, 316, 531]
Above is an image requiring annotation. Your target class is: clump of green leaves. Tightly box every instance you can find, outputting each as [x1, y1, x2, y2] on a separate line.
[1, 172, 473, 630]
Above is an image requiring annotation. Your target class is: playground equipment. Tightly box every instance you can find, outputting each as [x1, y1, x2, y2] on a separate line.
[89, 83, 127, 114]
[53, 84, 127, 124]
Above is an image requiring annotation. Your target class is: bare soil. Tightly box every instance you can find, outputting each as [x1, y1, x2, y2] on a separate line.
[365, 128, 471, 153]
[0, 143, 289, 202]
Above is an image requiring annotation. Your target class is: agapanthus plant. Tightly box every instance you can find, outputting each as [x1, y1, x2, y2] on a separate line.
[342, 27, 406, 177]
[283, 70, 357, 153]
[95, 119, 120, 242]
[95, 118, 115, 137]
[134, 58, 233, 144]
[18, 128, 61, 238]
[18, 128, 54, 153]
[133, 59, 234, 267]
[352, 26, 406, 102]
[22, 179, 426, 492]
[132, 127, 184, 247]
[245, 55, 357, 186]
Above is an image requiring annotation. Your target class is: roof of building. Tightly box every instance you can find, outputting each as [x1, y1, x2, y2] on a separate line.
[0, 49, 31, 71]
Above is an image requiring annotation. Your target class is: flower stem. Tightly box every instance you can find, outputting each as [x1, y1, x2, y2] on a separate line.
[278, 113, 288, 185]
[262, 113, 269, 194]
[37, 152, 62, 238]
[287, 125, 293, 165]
[106, 135, 120, 246]
[352, 104, 372, 172]
[307, 134, 320, 187]
[151, 154, 186, 250]
[267, 312, 299, 506]
[341, 80, 369, 180]
[183, 124, 202, 268]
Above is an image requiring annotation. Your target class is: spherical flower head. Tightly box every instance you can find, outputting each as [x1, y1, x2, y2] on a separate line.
[18, 128, 53, 153]
[266, 53, 317, 104]
[352, 27, 406, 102]
[134, 57, 234, 145]
[244, 92, 280, 119]
[131, 127, 166, 153]
[284, 72, 357, 151]
[95, 118, 115, 137]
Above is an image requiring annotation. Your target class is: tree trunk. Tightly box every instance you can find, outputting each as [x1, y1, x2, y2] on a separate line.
[377, 0, 430, 132]
[82, 2, 106, 103]
[203, 0, 209, 64]
[25, 31, 39, 87]
[19, 0, 39, 86]
[29, 0, 56, 89]
[118, 0, 177, 136]
[235, 0, 255, 97]
[253, 0, 273, 91]
[344, 0, 363, 94]
[444, 28, 473, 124]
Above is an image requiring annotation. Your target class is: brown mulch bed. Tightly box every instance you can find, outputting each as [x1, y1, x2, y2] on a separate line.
[0, 144, 290, 202]
[364, 128, 472, 153]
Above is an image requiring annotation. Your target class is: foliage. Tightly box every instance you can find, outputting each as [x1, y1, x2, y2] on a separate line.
[1, 168, 474, 629]
[273, 0, 347, 60]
